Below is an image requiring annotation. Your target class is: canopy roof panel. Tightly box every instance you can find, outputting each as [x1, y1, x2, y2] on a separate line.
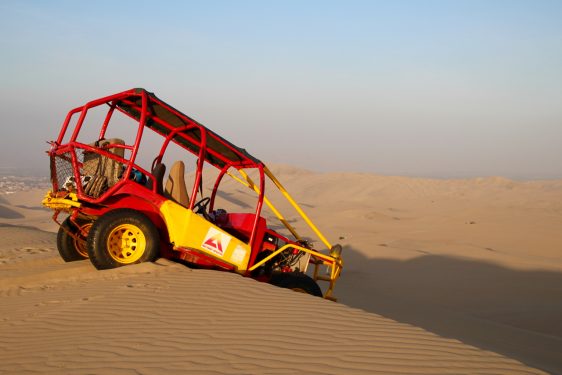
[114, 88, 262, 170]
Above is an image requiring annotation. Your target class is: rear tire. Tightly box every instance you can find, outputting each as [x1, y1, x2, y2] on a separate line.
[57, 217, 93, 262]
[269, 272, 323, 297]
[87, 209, 160, 270]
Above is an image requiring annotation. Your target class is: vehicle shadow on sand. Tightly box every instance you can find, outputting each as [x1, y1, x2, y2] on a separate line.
[336, 246, 562, 374]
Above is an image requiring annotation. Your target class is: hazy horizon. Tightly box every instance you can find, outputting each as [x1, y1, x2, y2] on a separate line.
[1, 1, 561, 179]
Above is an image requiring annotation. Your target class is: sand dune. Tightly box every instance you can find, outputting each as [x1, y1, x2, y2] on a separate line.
[0, 243, 544, 374]
[1, 167, 561, 373]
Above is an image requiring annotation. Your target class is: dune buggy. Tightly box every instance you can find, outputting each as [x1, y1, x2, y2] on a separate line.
[42, 88, 343, 299]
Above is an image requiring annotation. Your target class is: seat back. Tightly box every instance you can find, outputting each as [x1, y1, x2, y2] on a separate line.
[165, 160, 189, 207]
[82, 138, 125, 197]
[99, 138, 125, 186]
[150, 162, 166, 196]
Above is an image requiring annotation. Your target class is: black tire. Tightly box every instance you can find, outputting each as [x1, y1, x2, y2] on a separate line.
[269, 272, 323, 297]
[87, 209, 160, 270]
[57, 217, 92, 262]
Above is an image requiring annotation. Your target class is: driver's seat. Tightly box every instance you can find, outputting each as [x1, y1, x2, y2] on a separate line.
[165, 160, 189, 207]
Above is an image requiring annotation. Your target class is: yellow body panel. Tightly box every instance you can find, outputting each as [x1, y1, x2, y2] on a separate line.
[159, 200, 251, 272]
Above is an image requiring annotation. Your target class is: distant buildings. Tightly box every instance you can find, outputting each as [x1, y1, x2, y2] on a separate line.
[0, 176, 50, 194]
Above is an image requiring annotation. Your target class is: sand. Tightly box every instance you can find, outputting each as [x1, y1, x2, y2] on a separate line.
[1, 166, 561, 374]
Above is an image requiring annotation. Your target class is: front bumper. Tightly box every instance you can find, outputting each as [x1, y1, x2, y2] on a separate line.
[42, 190, 81, 211]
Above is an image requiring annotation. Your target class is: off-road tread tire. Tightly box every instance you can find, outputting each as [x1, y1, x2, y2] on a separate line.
[57, 217, 90, 262]
[269, 272, 323, 297]
[87, 209, 159, 270]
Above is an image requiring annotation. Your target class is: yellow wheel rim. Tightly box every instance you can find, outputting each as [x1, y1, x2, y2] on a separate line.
[74, 222, 92, 258]
[106, 224, 146, 264]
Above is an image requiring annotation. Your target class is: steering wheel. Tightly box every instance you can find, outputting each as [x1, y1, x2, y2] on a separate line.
[193, 197, 211, 220]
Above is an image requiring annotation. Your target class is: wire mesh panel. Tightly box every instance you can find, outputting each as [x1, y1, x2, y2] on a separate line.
[50, 148, 124, 198]
[51, 151, 75, 192]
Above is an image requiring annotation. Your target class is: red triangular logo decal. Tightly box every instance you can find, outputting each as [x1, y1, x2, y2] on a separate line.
[203, 234, 222, 252]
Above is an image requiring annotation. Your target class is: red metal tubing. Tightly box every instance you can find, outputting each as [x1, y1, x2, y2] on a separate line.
[209, 164, 231, 212]
[122, 90, 148, 181]
[57, 107, 82, 144]
[248, 164, 265, 253]
[156, 125, 199, 161]
[117, 99, 235, 169]
[188, 127, 208, 210]
[99, 103, 116, 139]
[69, 91, 135, 143]
[138, 93, 258, 167]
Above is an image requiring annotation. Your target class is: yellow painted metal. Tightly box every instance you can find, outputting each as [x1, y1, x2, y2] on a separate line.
[248, 242, 343, 300]
[42, 191, 81, 210]
[159, 200, 252, 272]
[226, 168, 332, 250]
[263, 166, 332, 250]
[106, 223, 146, 264]
[231, 170, 302, 241]
[225, 167, 342, 300]
[248, 243, 340, 271]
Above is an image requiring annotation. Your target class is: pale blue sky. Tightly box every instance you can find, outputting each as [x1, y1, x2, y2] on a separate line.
[1, 1, 561, 178]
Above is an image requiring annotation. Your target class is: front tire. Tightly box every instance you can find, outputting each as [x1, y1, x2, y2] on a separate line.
[87, 209, 160, 270]
[57, 217, 93, 262]
[269, 272, 323, 297]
